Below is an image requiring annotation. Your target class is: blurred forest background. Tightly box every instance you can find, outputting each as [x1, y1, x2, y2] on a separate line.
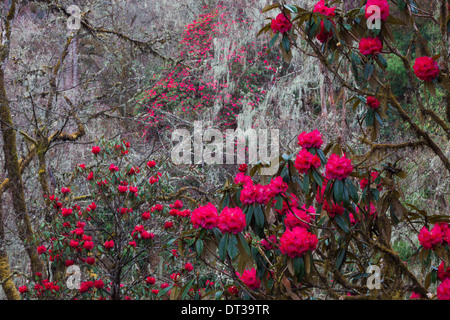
[0, 0, 448, 299]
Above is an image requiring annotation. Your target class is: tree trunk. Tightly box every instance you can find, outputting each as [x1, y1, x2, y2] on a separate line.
[0, 68, 45, 276]
[0, 196, 20, 300]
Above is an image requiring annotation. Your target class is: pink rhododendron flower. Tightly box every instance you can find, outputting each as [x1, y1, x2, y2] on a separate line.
[437, 278, 450, 300]
[191, 203, 219, 229]
[279, 227, 318, 258]
[418, 224, 444, 249]
[271, 13, 292, 34]
[236, 268, 261, 290]
[297, 130, 323, 149]
[325, 153, 353, 180]
[413, 56, 440, 82]
[359, 37, 383, 56]
[365, 0, 390, 22]
[294, 149, 321, 174]
[218, 206, 246, 234]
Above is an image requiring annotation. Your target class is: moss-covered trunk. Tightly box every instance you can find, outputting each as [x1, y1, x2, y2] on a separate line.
[0, 196, 20, 300]
[0, 68, 45, 276]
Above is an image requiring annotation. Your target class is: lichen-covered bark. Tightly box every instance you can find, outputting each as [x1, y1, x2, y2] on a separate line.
[0, 68, 45, 276]
[0, 197, 20, 300]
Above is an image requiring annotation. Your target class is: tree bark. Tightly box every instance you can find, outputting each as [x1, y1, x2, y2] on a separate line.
[0, 67, 45, 276]
[0, 196, 20, 300]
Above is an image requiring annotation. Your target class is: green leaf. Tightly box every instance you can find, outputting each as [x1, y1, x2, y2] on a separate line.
[219, 233, 230, 262]
[227, 234, 238, 260]
[346, 179, 359, 203]
[282, 35, 290, 53]
[254, 205, 265, 234]
[335, 215, 349, 233]
[365, 109, 374, 127]
[275, 195, 283, 210]
[293, 256, 305, 281]
[238, 233, 252, 256]
[336, 248, 346, 270]
[342, 183, 350, 207]
[364, 62, 374, 80]
[246, 205, 254, 226]
[181, 279, 195, 300]
[284, 4, 297, 13]
[269, 32, 280, 48]
[196, 239, 204, 256]
[333, 179, 344, 204]
[302, 173, 310, 194]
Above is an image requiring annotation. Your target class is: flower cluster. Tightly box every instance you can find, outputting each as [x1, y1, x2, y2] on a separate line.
[297, 130, 323, 149]
[271, 13, 292, 34]
[236, 268, 261, 290]
[283, 205, 314, 230]
[313, 0, 336, 43]
[191, 203, 219, 229]
[418, 223, 448, 250]
[279, 227, 318, 258]
[218, 207, 246, 234]
[413, 56, 440, 82]
[365, 0, 390, 22]
[437, 278, 450, 300]
[239, 176, 288, 206]
[294, 149, 321, 174]
[325, 153, 353, 180]
[359, 37, 383, 56]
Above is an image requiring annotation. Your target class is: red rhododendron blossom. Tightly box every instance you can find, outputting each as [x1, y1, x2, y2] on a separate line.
[317, 20, 335, 43]
[349, 212, 358, 225]
[85, 257, 95, 265]
[65, 260, 74, 267]
[69, 240, 79, 248]
[118, 185, 128, 193]
[418, 224, 444, 249]
[94, 279, 104, 289]
[91, 146, 101, 154]
[170, 200, 183, 209]
[142, 211, 151, 220]
[147, 160, 156, 168]
[313, 2, 335, 43]
[279, 227, 318, 258]
[104, 240, 114, 249]
[191, 203, 219, 229]
[236, 268, 261, 290]
[184, 263, 194, 272]
[359, 37, 383, 56]
[149, 176, 159, 184]
[83, 241, 94, 251]
[413, 56, 440, 82]
[437, 278, 450, 300]
[238, 163, 248, 172]
[365, 0, 390, 22]
[164, 221, 174, 229]
[438, 262, 450, 281]
[297, 129, 323, 149]
[313, 0, 336, 17]
[283, 205, 314, 230]
[61, 207, 73, 217]
[409, 292, 422, 300]
[218, 207, 246, 234]
[294, 149, 321, 174]
[18, 286, 28, 294]
[61, 187, 70, 194]
[87, 171, 94, 180]
[325, 153, 353, 180]
[146, 277, 156, 285]
[129, 240, 137, 247]
[37, 246, 46, 255]
[228, 285, 239, 296]
[271, 13, 292, 34]
[234, 172, 253, 186]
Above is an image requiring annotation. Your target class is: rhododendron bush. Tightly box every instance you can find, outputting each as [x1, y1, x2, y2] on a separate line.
[13, 1, 450, 302]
